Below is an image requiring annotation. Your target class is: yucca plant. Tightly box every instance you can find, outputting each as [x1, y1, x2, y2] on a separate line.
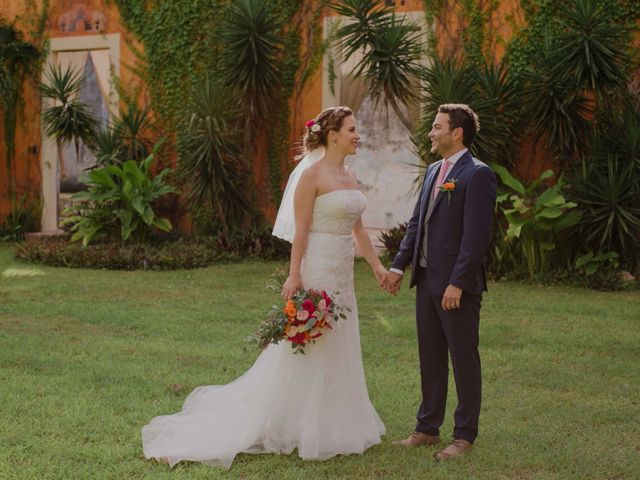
[92, 124, 124, 167]
[554, 0, 630, 98]
[116, 102, 154, 163]
[177, 77, 250, 243]
[415, 57, 519, 167]
[0, 24, 40, 197]
[331, 0, 423, 131]
[569, 155, 640, 263]
[220, 0, 283, 127]
[519, 33, 592, 162]
[40, 63, 100, 156]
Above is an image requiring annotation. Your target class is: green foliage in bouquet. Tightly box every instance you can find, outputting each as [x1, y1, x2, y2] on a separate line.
[63, 143, 175, 245]
[249, 288, 349, 355]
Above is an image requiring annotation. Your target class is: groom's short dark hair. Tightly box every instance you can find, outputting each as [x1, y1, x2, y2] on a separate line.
[438, 104, 480, 148]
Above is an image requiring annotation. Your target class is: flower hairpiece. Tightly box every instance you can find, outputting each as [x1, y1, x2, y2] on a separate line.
[305, 119, 321, 133]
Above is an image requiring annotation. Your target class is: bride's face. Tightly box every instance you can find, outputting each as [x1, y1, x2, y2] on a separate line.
[332, 115, 360, 155]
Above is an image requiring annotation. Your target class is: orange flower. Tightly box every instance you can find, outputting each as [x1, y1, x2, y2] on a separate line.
[284, 300, 297, 317]
[441, 182, 455, 191]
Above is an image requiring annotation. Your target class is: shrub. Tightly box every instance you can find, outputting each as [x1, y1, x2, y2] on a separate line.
[15, 235, 233, 271]
[63, 145, 175, 245]
[377, 222, 407, 260]
[574, 250, 625, 291]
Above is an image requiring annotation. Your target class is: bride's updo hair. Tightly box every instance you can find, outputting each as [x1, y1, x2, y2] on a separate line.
[302, 106, 354, 153]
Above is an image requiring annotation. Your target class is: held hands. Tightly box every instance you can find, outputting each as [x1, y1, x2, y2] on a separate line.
[373, 264, 389, 288]
[281, 274, 304, 300]
[381, 271, 402, 295]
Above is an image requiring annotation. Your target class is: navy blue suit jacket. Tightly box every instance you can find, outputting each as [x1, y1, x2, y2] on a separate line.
[391, 150, 497, 295]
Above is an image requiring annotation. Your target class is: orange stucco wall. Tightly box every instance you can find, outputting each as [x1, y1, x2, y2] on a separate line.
[2, 0, 610, 227]
[0, 0, 142, 224]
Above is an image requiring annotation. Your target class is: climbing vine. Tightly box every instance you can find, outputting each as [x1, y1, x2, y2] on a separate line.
[267, 1, 329, 202]
[113, 0, 226, 127]
[0, 0, 48, 197]
[111, 0, 328, 210]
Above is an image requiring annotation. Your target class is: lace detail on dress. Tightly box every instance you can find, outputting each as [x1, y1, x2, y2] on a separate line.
[142, 189, 384, 469]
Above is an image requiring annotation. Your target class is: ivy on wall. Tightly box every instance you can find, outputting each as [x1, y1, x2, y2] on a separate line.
[422, 0, 499, 63]
[267, 1, 329, 202]
[111, 0, 326, 205]
[112, 0, 226, 126]
[0, 0, 48, 196]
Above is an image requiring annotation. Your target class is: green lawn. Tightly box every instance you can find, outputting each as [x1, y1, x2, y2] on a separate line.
[1, 242, 639, 479]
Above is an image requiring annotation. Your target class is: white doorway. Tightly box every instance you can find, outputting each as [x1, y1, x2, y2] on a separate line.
[40, 34, 120, 232]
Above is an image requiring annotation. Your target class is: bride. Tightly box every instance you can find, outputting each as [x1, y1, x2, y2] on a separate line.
[142, 106, 387, 469]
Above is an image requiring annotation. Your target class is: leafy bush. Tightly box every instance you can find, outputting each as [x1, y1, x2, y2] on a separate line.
[574, 250, 625, 291]
[63, 146, 175, 245]
[492, 164, 581, 279]
[0, 194, 40, 241]
[15, 235, 232, 270]
[377, 222, 407, 260]
[15, 226, 290, 270]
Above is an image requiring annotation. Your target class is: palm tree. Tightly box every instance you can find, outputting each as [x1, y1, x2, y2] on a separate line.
[40, 63, 100, 157]
[331, 0, 423, 131]
[0, 24, 40, 197]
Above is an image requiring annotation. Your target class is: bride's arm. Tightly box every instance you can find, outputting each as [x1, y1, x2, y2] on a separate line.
[281, 171, 317, 300]
[352, 217, 387, 285]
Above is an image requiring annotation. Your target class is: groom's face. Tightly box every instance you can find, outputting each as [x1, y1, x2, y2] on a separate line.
[429, 113, 459, 158]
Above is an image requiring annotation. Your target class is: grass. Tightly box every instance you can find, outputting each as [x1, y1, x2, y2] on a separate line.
[0, 242, 639, 479]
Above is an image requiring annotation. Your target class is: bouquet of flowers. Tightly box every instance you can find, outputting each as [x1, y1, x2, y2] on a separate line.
[250, 288, 349, 354]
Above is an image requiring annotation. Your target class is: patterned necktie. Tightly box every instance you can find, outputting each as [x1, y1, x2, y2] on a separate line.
[432, 160, 451, 200]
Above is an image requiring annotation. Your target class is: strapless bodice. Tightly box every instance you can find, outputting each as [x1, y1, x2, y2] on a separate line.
[311, 189, 367, 236]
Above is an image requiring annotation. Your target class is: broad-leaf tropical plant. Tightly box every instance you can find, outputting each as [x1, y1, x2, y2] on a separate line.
[492, 163, 581, 278]
[64, 141, 175, 245]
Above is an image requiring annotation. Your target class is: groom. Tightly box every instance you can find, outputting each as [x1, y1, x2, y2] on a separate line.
[383, 104, 497, 460]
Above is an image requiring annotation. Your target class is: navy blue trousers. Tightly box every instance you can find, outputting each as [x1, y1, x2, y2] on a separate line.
[414, 269, 482, 444]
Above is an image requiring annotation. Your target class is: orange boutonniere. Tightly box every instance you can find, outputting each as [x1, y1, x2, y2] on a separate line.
[437, 178, 458, 205]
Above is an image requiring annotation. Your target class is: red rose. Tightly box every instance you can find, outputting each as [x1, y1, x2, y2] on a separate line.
[322, 291, 331, 307]
[289, 333, 306, 344]
[302, 299, 315, 314]
[305, 120, 315, 128]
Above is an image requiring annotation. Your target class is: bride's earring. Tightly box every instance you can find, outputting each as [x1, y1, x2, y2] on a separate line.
[333, 138, 337, 147]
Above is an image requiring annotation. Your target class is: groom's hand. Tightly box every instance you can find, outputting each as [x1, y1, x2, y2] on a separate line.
[442, 284, 462, 310]
[383, 272, 403, 295]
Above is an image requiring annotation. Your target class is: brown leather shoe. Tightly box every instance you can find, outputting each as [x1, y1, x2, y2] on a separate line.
[392, 431, 441, 446]
[434, 438, 473, 461]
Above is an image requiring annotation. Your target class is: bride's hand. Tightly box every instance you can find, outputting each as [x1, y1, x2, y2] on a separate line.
[281, 274, 304, 300]
[373, 265, 388, 287]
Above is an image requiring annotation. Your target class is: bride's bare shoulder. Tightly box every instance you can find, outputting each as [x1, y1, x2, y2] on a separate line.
[296, 167, 320, 194]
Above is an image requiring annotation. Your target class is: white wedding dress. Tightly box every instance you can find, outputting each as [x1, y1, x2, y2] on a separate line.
[142, 189, 385, 469]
